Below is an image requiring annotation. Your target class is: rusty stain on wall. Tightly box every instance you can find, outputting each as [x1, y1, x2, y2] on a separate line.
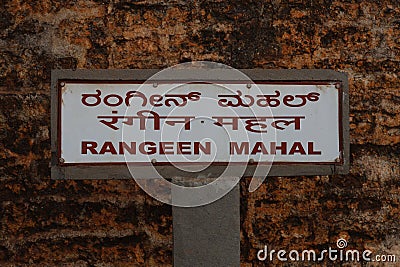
[0, 0, 399, 266]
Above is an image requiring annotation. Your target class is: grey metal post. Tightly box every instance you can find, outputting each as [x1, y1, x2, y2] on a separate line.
[172, 184, 240, 267]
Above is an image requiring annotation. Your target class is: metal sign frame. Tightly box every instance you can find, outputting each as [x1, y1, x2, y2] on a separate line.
[51, 69, 349, 179]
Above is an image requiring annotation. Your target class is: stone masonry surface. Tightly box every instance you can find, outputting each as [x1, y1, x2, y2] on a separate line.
[1, 0, 399, 266]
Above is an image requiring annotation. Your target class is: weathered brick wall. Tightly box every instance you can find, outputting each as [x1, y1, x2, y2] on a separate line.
[1, 0, 399, 266]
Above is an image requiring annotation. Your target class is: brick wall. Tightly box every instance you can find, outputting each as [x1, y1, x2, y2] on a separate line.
[1, 1, 399, 266]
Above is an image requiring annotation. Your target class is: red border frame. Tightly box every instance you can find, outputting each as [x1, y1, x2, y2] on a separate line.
[57, 80, 344, 166]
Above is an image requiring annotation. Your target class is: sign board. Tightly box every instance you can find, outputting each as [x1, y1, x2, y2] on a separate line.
[51, 70, 349, 179]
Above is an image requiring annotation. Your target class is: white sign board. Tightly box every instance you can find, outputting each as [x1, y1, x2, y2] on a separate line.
[59, 81, 342, 165]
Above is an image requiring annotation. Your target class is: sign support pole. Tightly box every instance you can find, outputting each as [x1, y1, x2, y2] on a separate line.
[172, 183, 240, 266]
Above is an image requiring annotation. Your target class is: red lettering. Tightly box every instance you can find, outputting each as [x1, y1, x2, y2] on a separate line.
[149, 95, 163, 106]
[177, 142, 192, 154]
[160, 142, 174, 154]
[308, 142, 322, 155]
[81, 141, 98, 154]
[289, 142, 306, 155]
[81, 90, 101, 107]
[270, 142, 287, 155]
[194, 142, 211, 154]
[119, 142, 136, 154]
[230, 142, 249, 155]
[104, 94, 123, 107]
[99, 141, 117, 154]
[251, 142, 268, 154]
[139, 142, 156, 155]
